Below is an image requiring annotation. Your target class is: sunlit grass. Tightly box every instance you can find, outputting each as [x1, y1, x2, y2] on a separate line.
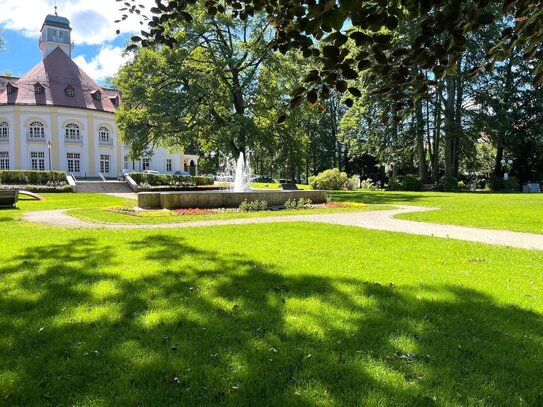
[332, 190, 543, 233]
[67, 204, 385, 224]
[0, 193, 542, 405]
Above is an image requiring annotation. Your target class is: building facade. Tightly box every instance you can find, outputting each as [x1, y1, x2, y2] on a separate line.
[0, 14, 198, 178]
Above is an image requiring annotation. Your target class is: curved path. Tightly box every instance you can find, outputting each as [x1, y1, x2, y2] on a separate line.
[23, 206, 543, 250]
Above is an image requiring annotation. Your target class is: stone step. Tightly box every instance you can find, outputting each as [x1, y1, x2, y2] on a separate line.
[75, 181, 132, 193]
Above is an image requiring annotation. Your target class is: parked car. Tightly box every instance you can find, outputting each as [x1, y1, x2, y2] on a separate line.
[173, 170, 192, 177]
[118, 169, 136, 180]
[142, 170, 160, 175]
[216, 173, 234, 182]
[251, 175, 275, 183]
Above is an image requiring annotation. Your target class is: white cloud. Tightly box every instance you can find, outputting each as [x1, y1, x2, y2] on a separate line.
[73, 45, 132, 80]
[0, 0, 155, 45]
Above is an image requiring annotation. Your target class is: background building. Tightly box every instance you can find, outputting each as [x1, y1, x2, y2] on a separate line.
[0, 13, 198, 178]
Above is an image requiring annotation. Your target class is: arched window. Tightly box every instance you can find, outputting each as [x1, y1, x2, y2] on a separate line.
[0, 121, 9, 140]
[28, 121, 45, 139]
[98, 126, 110, 143]
[65, 123, 80, 141]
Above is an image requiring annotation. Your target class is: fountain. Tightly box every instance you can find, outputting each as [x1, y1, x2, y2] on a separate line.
[138, 152, 327, 209]
[232, 152, 252, 192]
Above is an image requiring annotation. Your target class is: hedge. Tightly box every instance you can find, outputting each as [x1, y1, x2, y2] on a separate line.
[388, 174, 422, 191]
[0, 184, 72, 193]
[0, 170, 67, 185]
[130, 173, 214, 187]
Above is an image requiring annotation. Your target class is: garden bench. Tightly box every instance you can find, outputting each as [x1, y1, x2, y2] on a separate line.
[421, 183, 435, 191]
[0, 190, 19, 208]
[280, 183, 299, 190]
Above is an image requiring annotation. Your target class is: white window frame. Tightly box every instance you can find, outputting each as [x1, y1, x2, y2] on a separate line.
[0, 122, 8, 140]
[65, 123, 81, 142]
[100, 154, 110, 174]
[67, 153, 81, 173]
[141, 157, 150, 171]
[123, 156, 129, 170]
[98, 126, 110, 143]
[28, 121, 45, 140]
[0, 152, 9, 170]
[30, 151, 45, 171]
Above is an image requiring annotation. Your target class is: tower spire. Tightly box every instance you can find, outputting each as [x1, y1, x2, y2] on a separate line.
[54, 0, 58, 16]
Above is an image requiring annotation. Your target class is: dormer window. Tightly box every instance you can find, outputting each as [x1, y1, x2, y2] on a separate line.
[92, 90, 102, 101]
[34, 83, 44, 95]
[6, 83, 16, 95]
[65, 86, 74, 97]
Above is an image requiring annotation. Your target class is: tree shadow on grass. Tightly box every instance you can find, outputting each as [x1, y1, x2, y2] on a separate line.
[0, 235, 541, 406]
[329, 191, 440, 205]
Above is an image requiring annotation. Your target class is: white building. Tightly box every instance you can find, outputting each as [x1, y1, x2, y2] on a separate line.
[0, 13, 198, 178]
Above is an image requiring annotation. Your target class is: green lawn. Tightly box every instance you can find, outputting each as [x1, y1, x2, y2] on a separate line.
[0, 194, 542, 405]
[249, 182, 311, 190]
[332, 191, 543, 234]
[68, 205, 384, 225]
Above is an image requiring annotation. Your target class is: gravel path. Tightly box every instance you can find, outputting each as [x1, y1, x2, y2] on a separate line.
[22, 206, 543, 250]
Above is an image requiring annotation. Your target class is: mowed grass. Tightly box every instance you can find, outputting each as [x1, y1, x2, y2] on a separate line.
[250, 182, 311, 190]
[68, 205, 385, 225]
[0, 194, 542, 406]
[332, 191, 543, 234]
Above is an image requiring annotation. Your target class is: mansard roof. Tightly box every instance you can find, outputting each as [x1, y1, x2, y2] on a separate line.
[42, 14, 71, 31]
[0, 47, 117, 113]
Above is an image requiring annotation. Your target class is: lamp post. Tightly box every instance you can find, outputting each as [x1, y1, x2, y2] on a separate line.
[500, 159, 513, 181]
[46, 140, 52, 171]
[501, 159, 513, 191]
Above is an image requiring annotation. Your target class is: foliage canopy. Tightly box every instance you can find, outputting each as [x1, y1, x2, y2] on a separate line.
[119, 0, 543, 113]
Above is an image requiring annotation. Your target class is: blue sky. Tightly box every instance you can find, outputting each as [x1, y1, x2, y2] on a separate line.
[0, 0, 154, 83]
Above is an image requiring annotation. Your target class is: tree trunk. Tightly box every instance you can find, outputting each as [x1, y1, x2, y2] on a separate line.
[453, 59, 464, 177]
[444, 76, 457, 178]
[391, 117, 399, 177]
[415, 98, 427, 182]
[231, 70, 246, 155]
[494, 144, 504, 176]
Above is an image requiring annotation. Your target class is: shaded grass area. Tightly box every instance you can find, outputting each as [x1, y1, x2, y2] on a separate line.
[249, 182, 311, 190]
[0, 210, 542, 405]
[332, 191, 543, 234]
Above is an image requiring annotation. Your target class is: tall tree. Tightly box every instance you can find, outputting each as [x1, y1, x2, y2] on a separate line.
[121, 0, 543, 110]
[116, 7, 278, 157]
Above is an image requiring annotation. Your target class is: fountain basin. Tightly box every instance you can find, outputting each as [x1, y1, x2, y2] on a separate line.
[138, 190, 328, 209]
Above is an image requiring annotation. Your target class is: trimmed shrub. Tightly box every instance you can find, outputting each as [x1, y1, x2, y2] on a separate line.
[0, 184, 72, 193]
[309, 168, 349, 190]
[297, 198, 312, 209]
[0, 170, 67, 185]
[439, 176, 459, 192]
[388, 174, 422, 191]
[130, 173, 214, 188]
[239, 199, 268, 212]
[285, 198, 313, 209]
[284, 199, 297, 210]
